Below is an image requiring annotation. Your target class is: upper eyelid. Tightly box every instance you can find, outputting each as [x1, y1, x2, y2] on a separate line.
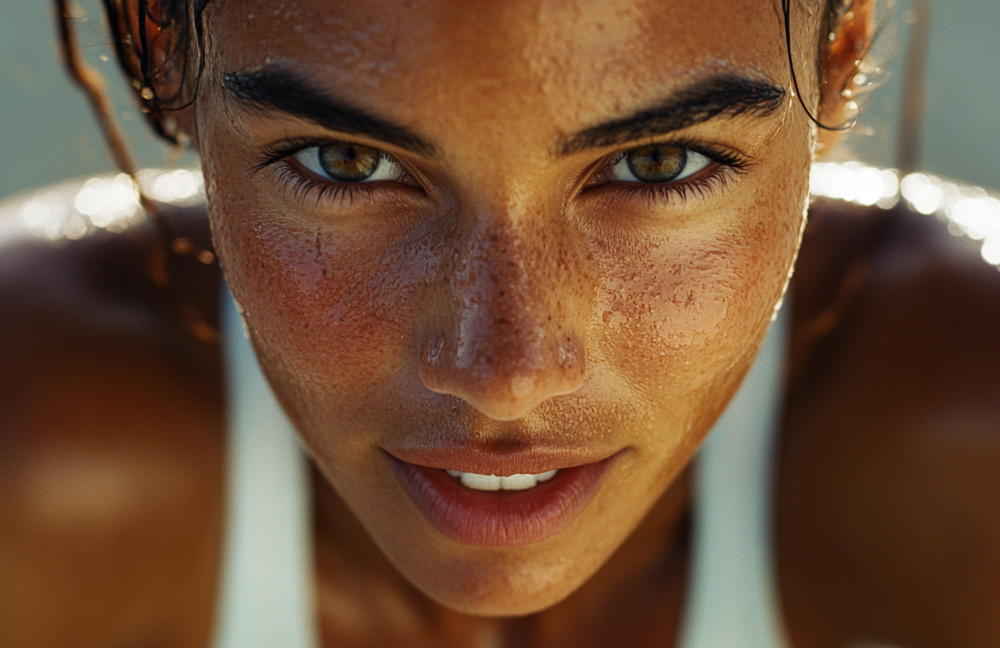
[597, 142, 743, 181]
[262, 137, 401, 164]
[608, 140, 746, 164]
[261, 133, 743, 166]
[254, 138, 405, 180]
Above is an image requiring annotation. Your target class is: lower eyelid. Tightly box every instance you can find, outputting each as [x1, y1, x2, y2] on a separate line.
[591, 163, 739, 207]
[270, 162, 377, 204]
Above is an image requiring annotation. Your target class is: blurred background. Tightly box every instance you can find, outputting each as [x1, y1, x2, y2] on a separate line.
[0, 0, 997, 203]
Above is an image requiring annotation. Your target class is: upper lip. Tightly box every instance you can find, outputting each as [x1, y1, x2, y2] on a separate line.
[383, 443, 622, 476]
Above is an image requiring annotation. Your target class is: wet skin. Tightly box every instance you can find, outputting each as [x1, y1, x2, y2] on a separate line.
[2, 0, 1000, 646]
[201, 0, 812, 615]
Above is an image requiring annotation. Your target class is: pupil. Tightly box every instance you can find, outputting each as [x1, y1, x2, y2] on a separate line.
[626, 145, 686, 183]
[318, 143, 379, 181]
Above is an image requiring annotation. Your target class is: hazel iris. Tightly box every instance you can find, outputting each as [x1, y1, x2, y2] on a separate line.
[627, 144, 687, 183]
[318, 143, 381, 182]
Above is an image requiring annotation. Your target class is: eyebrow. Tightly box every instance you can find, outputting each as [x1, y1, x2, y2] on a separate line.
[222, 66, 784, 160]
[557, 75, 786, 156]
[222, 67, 436, 156]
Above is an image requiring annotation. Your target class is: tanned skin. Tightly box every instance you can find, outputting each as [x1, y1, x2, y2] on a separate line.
[1, 0, 999, 646]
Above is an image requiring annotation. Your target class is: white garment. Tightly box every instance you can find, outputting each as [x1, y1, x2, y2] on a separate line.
[213, 290, 317, 648]
[213, 285, 790, 648]
[677, 306, 791, 648]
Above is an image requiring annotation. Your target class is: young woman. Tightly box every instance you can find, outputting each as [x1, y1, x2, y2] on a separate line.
[1, 0, 998, 646]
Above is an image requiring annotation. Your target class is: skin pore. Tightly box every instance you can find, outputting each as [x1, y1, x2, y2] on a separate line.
[191, 0, 833, 629]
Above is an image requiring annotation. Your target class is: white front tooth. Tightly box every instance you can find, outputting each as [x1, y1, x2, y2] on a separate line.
[460, 472, 501, 491]
[535, 469, 557, 482]
[445, 469, 461, 478]
[499, 473, 537, 490]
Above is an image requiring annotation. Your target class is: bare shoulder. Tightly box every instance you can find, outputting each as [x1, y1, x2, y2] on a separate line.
[780, 197, 1000, 647]
[0, 177, 225, 648]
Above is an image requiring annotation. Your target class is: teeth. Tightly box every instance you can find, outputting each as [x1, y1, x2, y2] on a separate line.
[498, 473, 536, 490]
[461, 472, 501, 490]
[536, 469, 557, 482]
[444, 469, 559, 491]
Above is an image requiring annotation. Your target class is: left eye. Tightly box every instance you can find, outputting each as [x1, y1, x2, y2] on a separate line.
[609, 144, 711, 184]
[293, 142, 404, 183]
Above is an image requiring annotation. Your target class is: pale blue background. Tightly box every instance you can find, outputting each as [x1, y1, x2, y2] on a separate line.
[1, 0, 997, 202]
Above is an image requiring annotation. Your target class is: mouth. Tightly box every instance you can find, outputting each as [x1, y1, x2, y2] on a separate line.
[387, 449, 617, 547]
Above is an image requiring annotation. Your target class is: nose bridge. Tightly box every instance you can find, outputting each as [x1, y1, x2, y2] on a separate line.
[455, 218, 541, 370]
[420, 206, 586, 421]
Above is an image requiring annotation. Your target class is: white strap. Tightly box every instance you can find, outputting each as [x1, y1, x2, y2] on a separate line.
[677, 307, 791, 648]
[213, 285, 318, 648]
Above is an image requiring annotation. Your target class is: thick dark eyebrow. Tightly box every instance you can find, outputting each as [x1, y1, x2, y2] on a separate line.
[222, 67, 436, 157]
[557, 75, 786, 156]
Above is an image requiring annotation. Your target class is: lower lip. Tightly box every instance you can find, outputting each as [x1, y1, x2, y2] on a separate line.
[389, 455, 614, 547]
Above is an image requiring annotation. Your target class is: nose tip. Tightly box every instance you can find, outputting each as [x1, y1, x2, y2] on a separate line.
[419, 330, 585, 421]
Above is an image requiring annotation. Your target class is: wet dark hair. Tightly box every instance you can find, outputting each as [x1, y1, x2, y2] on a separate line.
[57, 0, 863, 154]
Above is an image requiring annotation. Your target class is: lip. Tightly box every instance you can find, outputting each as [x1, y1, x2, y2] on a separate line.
[387, 448, 618, 547]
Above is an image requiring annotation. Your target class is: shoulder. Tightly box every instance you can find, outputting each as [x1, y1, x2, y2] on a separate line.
[0, 173, 224, 647]
[782, 168, 1000, 646]
[0, 171, 222, 411]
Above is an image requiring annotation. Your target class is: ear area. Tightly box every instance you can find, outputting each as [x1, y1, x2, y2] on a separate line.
[107, 0, 200, 148]
[815, 0, 876, 155]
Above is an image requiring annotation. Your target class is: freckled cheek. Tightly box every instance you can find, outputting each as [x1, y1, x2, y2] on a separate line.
[222, 216, 429, 403]
[600, 240, 744, 345]
[597, 215, 796, 386]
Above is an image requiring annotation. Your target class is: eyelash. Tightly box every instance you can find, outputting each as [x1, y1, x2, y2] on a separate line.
[254, 137, 749, 207]
[254, 137, 392, 205]
[272, 162, 380, 205]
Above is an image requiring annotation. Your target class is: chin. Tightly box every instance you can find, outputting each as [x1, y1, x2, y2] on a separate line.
[403, 549, 599, 618]
[361, 492, 639, 619]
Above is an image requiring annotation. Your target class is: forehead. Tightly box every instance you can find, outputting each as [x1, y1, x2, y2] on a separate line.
[209, 0, 791, 139]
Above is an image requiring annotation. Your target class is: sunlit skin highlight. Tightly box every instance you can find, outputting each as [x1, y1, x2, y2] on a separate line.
[195, 0, 828, 622]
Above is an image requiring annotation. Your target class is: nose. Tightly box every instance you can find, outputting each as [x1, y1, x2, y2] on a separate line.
[419, 217, 587, 421]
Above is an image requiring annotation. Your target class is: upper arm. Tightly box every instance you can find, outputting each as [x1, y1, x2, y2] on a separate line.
[779, 208, 1000, 648]
[0, 190, 226, 648]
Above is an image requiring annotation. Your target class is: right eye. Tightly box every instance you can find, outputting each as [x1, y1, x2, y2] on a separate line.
[293, 142, 404, 183]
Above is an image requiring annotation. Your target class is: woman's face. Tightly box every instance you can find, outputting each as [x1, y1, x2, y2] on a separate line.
[198, 0, 816, 615]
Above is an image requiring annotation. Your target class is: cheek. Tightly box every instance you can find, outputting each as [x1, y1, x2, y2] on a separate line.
[600, 238, 735, 345]
[595, 202, 800, 398]
[214, 204, 436, 412]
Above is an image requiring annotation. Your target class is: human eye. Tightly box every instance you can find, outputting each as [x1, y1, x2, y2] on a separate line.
[255, 138, 413, 204]
[589, 142, 749, 204]
[293, 142, 404, 183]
[609, 144, 710, 183]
